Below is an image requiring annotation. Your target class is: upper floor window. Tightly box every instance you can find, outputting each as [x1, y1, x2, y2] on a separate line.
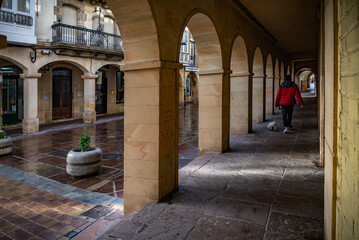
[180, 27, 189, 53]
[1, 0, 12, 9]
[62, 5, 77, 26]
[17, 0, 30, 13]
[104, 16, 114, 34]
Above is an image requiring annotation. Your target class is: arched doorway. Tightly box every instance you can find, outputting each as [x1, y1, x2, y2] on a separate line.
[52, 67, 72, 120]
[0, 65, 24, 125]
[230, 35, 249, 135]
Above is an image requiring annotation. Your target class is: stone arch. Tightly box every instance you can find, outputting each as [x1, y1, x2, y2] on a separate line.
[252, 47, 264, 123]
[265, 54, 274, 115]
[295, 67, 317, 92]
[230, 35, 250, 135]
[181, 11, 222, 71]
[179, 11, 226, 155]
[0, 54, 29, 73]
[274, 59, 280, 101]
[108, 0, 160, 63]
[36, 59, 90, 74]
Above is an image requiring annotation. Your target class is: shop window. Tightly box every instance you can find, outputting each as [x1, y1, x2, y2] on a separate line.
[17, 0, 30, 13]
[116, 71, 124, 103]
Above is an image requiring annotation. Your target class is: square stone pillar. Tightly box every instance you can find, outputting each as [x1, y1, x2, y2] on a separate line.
[82, 74, 97, 123]
[274, 77, 281, 104]
[122, 60, 181, 214]
[20, 73, 41, 134]
[198, 69, 231, 156]
[266, 76, 274, 116]
[230, 72, 252, 135]
[252, 75, 265, 123]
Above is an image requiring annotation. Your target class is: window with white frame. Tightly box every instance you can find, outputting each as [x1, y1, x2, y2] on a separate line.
[17, 0, 30, 13]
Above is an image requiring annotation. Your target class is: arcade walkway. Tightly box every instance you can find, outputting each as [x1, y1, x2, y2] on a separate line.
[102, 95, 323, 239]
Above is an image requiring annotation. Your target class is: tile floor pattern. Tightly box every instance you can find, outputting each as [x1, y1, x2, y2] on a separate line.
[0, 105, 198, 200]
[0, 175, 123, 240]
[101, 95, 324, 239]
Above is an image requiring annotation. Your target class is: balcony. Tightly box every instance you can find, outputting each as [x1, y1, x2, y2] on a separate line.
[0, 10, 33, 26]
[51, 23, 122, 53]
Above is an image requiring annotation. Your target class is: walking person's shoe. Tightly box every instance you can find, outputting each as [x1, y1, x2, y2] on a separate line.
[283, 127, 289, 134]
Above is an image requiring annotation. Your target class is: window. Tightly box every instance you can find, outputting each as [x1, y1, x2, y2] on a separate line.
[116, 71, 124, 103]
[180, 28, 189, 53]
[62, 5, 77, 26]
[190, 41, 195, 65]
[104, 16, 114, 34]
[1, 0, 12, 9]
[17, 0, 30, 13]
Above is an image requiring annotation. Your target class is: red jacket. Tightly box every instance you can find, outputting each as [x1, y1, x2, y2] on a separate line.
[275, 81, 304, 106]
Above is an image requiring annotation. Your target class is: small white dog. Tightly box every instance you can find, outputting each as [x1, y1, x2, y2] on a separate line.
[267, 121, 277, 131]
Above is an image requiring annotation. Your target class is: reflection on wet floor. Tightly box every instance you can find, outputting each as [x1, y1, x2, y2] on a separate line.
[179, 103, 199, 168]
[0, 104, 198, 199]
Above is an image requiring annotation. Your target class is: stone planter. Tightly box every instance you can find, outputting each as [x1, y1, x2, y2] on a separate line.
[0, 137, 13, 156]
[66, 147, 102, 177]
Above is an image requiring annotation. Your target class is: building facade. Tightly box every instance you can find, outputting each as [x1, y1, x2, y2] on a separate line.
[0, 0, 124, 133]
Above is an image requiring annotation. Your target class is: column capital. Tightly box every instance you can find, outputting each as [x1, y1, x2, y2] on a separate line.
[81, 74, 98, 80]
[231, 72, 253, 77]
[252, 75, 266, 78]
[198, 68, 232, 76]
[122, 60, 183, 72]
[20, 73, 41, 79]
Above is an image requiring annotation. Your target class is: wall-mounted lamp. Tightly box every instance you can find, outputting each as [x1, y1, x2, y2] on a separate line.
[30, 50, 36, 63]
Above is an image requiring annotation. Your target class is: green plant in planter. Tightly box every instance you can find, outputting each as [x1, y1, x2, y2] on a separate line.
[79, 126, 91, 152]
[0, 118, 7, 140]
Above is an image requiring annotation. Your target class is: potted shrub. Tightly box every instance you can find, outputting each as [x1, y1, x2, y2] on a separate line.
[0, 119, 12, 156]
[66, 127, 102, 177]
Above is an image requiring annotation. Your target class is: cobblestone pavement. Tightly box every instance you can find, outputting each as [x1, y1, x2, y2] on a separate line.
[102, 95, 324, 239]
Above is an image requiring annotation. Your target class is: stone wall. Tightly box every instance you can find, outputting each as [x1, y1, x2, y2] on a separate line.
[336, 0, 359, 238]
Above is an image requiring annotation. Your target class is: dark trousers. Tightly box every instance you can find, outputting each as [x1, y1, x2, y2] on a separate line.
[281, 105, 294, 127]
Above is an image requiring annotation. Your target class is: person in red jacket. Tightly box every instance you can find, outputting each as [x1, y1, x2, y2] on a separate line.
[275, 75, 304, 133]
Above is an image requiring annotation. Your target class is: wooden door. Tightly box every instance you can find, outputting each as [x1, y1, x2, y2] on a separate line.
[52, 68, 72, 119]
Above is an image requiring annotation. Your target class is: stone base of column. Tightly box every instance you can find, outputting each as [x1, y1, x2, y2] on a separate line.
[83, 110, 96, 123]
[22, 118, 39, 134]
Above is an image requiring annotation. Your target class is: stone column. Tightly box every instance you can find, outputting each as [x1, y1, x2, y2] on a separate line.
[122, 60, 181, 214]
[252, 75, 265, 123]
[230, 72, 252, 135]
[20, 73, 41, 134]
[266, 75, 274, 115]
[82, 74, 97, 123]
[198, 69, 231, 156]
[274, 76, 281, 101]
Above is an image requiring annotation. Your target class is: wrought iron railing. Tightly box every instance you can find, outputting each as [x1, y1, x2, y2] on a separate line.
[52, 23, 122, 51]
[0, 10, 33, 26]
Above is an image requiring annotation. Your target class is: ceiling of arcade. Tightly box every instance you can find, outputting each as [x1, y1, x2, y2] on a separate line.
[237, 0, 321, 60]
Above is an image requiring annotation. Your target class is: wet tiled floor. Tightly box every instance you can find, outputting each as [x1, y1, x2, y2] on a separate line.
[0, 106, 198, 239]
[0, 174, 122, 240]
[0, 105, 198, 200]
